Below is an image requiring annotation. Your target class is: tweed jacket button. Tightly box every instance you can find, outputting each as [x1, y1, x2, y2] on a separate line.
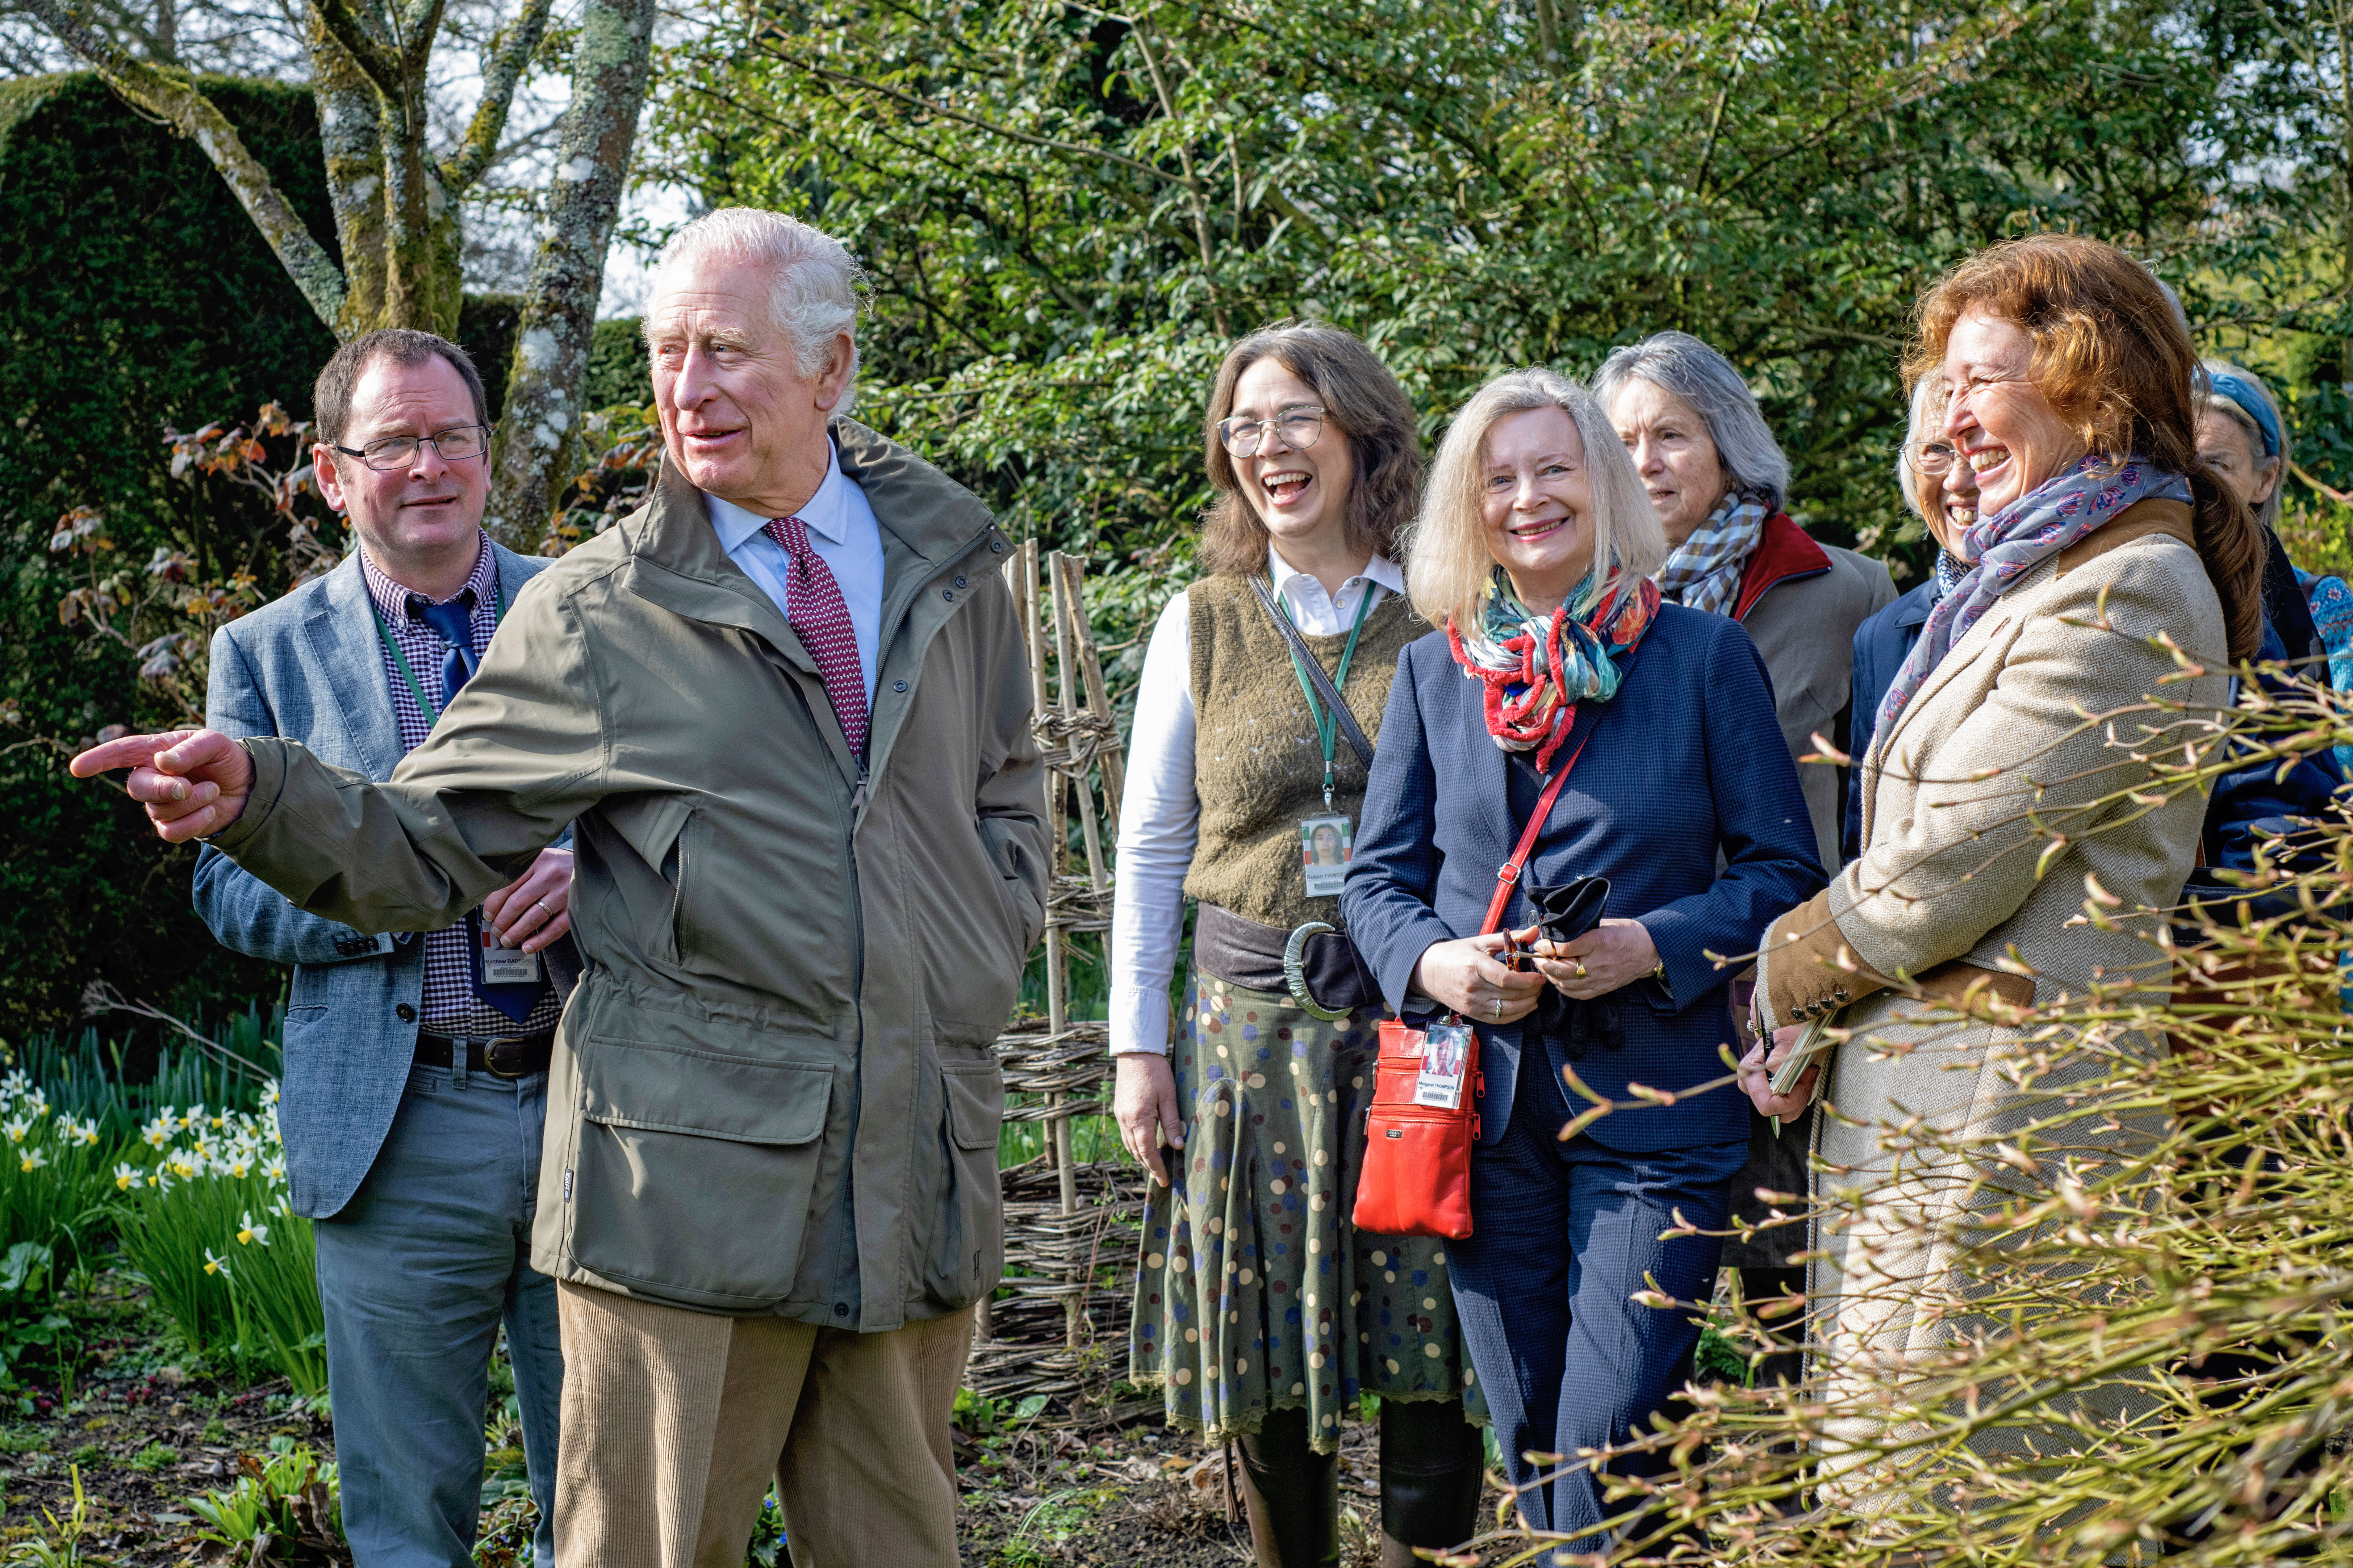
[396, 1002, 416, 1022]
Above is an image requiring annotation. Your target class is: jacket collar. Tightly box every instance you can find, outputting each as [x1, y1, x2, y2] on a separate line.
[1891, 576, 1941, 630]
[616, 418, 1009, 791]
[1731, 513, 1831, 621]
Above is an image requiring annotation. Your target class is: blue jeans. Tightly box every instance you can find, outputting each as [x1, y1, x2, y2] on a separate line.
[1446, 1052, 1744, 1543]
[314, 1063, 563, 1568]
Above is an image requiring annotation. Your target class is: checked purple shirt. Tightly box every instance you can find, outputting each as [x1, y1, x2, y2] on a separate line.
[359, 537, 561, 1037]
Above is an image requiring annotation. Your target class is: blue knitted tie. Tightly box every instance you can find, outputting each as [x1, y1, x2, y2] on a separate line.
[412, 592, 545, 1025]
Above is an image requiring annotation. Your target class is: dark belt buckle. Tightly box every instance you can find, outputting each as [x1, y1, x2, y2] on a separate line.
[483, 1036, 532, 1079]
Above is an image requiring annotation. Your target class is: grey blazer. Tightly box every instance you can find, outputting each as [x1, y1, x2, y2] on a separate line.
[192, 544, 560, 1220]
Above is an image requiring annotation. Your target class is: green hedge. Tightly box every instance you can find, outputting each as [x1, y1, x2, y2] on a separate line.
[0, 74, 342, 1034]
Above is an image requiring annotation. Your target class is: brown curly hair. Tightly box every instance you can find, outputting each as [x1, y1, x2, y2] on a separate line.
[1903, 234, 2265, 660]
[1198, 323, 1422, 577]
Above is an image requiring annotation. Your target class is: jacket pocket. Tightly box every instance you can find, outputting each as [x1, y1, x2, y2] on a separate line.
[924, 1060, 1005, 1307]
[564, 1036, 834, 1308]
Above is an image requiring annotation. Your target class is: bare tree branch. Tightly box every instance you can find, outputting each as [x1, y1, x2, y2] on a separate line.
[485, 0, 655, 545]
[20, 0, 348, 329]
[437, 0, 556, 194]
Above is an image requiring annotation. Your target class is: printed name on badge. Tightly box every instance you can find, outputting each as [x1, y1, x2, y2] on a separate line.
[480, 937, 542, 986]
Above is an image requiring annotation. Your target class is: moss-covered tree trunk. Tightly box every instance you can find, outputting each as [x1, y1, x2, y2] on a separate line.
[23, 0, 628, 547]
[485, 0, 657, 547]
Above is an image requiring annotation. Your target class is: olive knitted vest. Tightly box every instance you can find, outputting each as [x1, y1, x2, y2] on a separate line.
[1180, 574, 1424, 932]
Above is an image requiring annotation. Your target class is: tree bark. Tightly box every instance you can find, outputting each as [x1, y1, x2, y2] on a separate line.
[485, 0, 656, 547]
[305, 12, 386, 337]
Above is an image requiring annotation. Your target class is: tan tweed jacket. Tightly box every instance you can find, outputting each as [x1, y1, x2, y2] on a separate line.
[1750, 498, 2229, 1519]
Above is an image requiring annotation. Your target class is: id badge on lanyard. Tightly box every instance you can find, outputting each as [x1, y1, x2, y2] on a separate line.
[1276, 580, 1374, 898]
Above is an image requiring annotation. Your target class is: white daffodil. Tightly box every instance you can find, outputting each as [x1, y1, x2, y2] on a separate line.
[20, 1148, 48, 1173]
[112, 1162, 139, 1191]
[202, 1249, 226, 1277]
[236, 1212, 268, 1247]
[3, 1118, 30, 1145]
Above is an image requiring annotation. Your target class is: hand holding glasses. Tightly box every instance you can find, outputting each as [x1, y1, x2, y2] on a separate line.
[331, 425, 492, 471]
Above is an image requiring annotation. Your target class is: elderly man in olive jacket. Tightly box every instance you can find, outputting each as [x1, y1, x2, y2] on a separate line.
[75, 210, 1048, 1568]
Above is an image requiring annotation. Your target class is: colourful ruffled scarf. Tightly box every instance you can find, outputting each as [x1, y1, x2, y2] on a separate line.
[1446, 566, 1661, 771]
[1875, 453, 2192, 734]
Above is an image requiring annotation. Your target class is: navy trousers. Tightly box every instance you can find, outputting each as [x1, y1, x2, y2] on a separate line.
[1446, 1049, 1744, 1543]
[314, 1062, 564, 1568]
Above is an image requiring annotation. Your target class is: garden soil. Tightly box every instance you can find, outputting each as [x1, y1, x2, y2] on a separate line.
[0, 1273, 1506, 1567]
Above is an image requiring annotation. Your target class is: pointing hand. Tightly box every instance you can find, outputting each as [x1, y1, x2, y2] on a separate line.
[70, 729, 255, 842]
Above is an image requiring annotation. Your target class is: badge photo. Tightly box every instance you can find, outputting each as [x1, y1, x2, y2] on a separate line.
[1415, 1020, 1473, 1110]
[1298, 813, 1354, 898]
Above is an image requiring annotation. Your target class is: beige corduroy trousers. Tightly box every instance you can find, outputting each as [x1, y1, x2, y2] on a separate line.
[552, 1282, 973, 1568]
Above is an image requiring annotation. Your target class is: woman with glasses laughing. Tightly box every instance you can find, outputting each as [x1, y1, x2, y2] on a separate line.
[1111, 323, 1484, 1568]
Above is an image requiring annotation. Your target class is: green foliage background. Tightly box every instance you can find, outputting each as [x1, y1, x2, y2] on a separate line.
[0, 74, 349, 1033]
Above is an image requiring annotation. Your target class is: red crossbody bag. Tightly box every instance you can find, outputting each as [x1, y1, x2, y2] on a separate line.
[1351, 735, 1589, 1239]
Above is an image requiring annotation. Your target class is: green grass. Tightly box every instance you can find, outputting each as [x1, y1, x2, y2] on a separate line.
[128, 1443, 174, 1472]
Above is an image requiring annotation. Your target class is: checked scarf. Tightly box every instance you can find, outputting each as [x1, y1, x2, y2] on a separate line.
[1446, 566, 1660, 771]
[1654, 490, 1770, 617]
[1875, 453, 2192, 734]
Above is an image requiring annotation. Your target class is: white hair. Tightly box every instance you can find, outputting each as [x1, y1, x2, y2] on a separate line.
[1592, 331, 1792, 512]
[650, 207, 868, 411]
[1897, 373, 1939, 519]
[1406, 368, 1667, 632]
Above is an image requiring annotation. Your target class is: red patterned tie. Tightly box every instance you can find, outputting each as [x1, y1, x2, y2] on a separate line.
[763, 515, 869, 755]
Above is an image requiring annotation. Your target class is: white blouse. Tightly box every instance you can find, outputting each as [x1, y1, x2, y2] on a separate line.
[1108, 546, 1407, 1055]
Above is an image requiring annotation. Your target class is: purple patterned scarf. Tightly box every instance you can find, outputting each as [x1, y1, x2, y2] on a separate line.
[1874, 454, 2192, 733]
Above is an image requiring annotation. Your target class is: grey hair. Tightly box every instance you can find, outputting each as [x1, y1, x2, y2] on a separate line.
[2196, 357, 2288, 532]
[1406, 367, 1667, 632]
[1592, 331, 1791, 512]
[649, 207, 868, 411]
[1896, 373, 1939, 519]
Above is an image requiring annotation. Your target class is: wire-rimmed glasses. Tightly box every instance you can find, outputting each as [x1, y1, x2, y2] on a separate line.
[1217, 406, 1325, 458]
[332, 425, 492, 471]
[1904, 439, 1959, 478]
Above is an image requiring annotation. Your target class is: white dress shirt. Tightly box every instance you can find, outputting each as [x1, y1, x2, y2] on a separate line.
[703, 438, 886, 704]
[1109, 546, 1407, 1055]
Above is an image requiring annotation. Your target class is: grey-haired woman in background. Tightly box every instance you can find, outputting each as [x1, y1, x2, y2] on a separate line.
[1595, 332, 1894, 1363]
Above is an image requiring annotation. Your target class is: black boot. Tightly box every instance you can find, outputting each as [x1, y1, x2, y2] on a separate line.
[1234, 1407, 1341, 1568]
[1376, 1399, 1485, 1568]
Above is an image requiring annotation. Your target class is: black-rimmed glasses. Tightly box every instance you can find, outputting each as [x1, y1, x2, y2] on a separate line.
[331, 425, 492, 471]
[1217, 406, 1325, 458]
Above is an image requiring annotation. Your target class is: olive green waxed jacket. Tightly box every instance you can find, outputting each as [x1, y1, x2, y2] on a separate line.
[209, 419, 1049, 1330]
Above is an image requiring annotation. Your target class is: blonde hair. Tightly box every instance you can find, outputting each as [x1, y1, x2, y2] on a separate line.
[1407, 368, 1667, 631]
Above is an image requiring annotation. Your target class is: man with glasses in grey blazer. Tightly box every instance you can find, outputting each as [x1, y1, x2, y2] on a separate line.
[191, 329, 572, 1567]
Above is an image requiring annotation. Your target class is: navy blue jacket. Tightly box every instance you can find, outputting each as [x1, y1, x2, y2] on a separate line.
[1342, 605, 1825, 1154]
[1843, 577, 1942, 864]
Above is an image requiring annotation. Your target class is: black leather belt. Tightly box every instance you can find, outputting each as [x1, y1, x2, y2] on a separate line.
[414, 1030, 554, 1079]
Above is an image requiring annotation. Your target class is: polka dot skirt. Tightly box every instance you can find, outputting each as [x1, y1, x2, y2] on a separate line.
[1128, 971, 1479, 1452]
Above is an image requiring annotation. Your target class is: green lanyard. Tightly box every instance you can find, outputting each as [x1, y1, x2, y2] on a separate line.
[1275, 577, 1376, 808]
[366, 579, 507, 726]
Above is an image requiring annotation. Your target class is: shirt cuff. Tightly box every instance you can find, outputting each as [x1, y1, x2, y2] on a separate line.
[1109, 983, 1173, 1055]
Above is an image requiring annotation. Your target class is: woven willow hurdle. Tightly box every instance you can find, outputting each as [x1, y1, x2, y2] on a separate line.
[967, 543, 1148, 1404]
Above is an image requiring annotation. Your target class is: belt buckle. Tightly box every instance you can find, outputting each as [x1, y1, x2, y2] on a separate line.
[1282, 921, 1349, 1022]
[483, 1036, 530, 1079]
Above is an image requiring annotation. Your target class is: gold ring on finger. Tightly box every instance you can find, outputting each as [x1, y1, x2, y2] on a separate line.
[1572, 960, 1588, 980]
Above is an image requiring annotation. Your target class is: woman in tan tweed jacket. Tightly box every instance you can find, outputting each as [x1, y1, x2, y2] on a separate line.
[1737, 234, 2268, 1515]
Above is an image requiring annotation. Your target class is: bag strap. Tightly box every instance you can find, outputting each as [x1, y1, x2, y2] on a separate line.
[1479, 729, 1593, 937]
[1246, 574, 1376, 769]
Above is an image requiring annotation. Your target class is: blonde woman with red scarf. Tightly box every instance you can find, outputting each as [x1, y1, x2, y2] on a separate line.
[1342, 368, 1824, 1544]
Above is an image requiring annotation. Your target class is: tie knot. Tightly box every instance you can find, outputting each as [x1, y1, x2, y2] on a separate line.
[764, 515, 814, 558]
[411, 592, 476, 649]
